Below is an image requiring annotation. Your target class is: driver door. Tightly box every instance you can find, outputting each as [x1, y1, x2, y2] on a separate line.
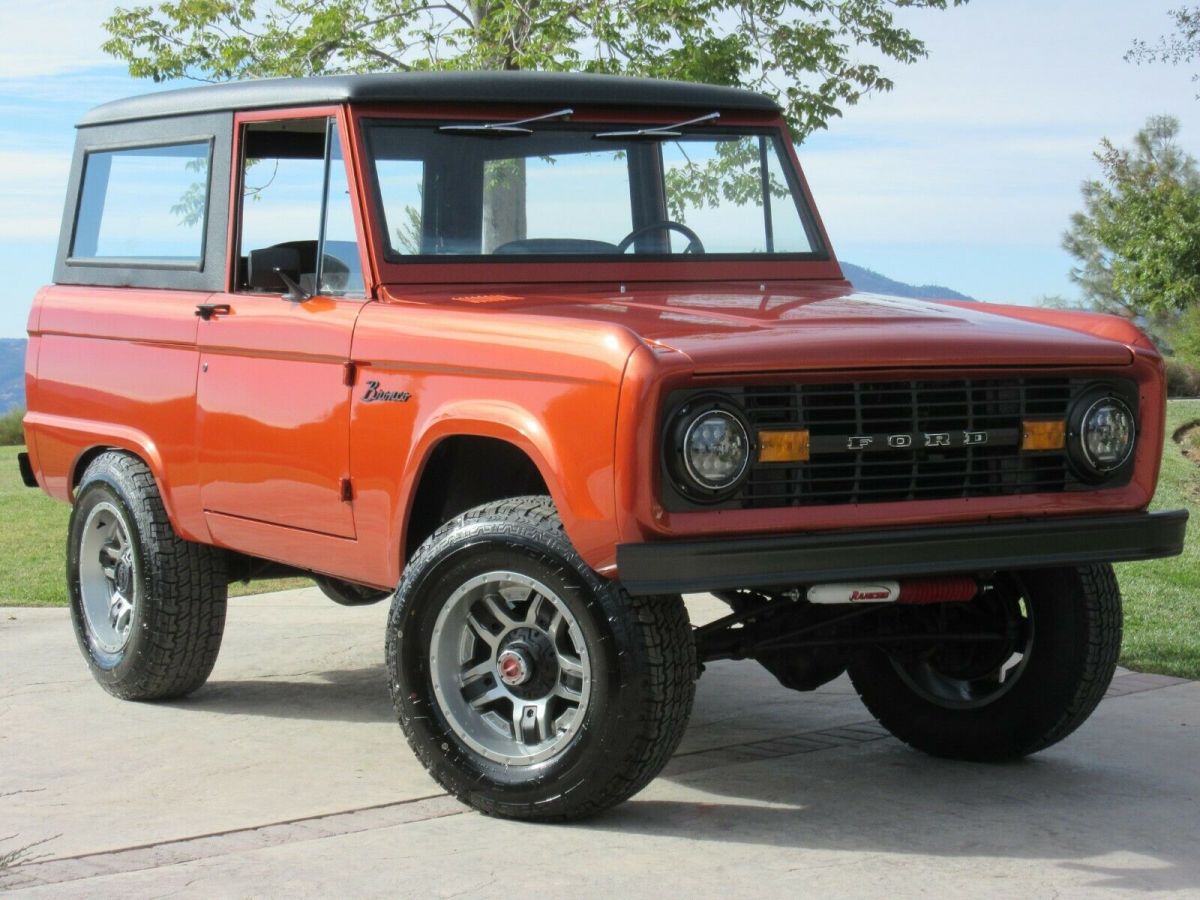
[196, 111, 368, 539]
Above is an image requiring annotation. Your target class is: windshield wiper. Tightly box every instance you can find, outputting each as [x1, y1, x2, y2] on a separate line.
[438, 107, 574, 136]
[593, 111, 720, 140]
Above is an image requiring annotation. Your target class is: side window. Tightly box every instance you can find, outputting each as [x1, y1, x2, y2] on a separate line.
[238, 118, 364, 297]
[71, 141, 211, 263]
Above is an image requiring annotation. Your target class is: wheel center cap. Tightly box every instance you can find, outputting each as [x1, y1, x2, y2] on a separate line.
[497, 649, 531, 686]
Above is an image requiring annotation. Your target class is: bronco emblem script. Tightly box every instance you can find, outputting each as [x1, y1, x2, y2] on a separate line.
[362, 380, 411, 403]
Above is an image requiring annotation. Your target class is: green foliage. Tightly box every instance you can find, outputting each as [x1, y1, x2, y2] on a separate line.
[663, 136, 788, 222]
[0, 408, 24, 446]
[1063, 116, 1200, 323]
[103, 0, 969, 142]
[1128, 5, 1200, 96]
[1166, 358, 1200, 398]
[170, 156, 210, 228]
[1167, 303, 1200, 368]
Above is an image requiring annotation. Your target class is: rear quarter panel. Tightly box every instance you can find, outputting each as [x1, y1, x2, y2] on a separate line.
[24, 284, 208, 541]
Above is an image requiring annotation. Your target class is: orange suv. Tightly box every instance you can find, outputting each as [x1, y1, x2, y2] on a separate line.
[20, 72, 1187, 820]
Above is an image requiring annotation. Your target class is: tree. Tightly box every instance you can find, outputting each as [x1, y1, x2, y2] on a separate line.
[1128, 5, 1200, 96]
[1062, 116, 1200, 325]
[103, 0, 968, 142]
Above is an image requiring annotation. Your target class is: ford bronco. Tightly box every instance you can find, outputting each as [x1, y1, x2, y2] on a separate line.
[19, 72, 1188, 820]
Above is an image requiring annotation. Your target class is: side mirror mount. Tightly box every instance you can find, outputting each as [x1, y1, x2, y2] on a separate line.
[247, 246, 310, 301]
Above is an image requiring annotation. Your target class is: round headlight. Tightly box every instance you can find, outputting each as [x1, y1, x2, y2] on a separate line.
[677, 407, 751, 494]
[664, 395, 755, 502]
[1079, 396, 1135, 473]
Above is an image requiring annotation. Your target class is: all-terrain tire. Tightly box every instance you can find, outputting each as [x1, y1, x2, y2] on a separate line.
[847, 565, 1122, 760]
[67, 451, 228, 700]
[386, 496, 696, 821]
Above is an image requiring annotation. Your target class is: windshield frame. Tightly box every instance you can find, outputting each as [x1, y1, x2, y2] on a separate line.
[348, 104, 839, 285]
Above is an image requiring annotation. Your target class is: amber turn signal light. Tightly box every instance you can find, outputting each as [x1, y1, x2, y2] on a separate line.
[758, 430, 810, 463]
[1022, 420, 1066, 451]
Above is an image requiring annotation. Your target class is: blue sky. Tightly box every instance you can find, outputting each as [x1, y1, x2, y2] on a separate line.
[1, 0, 1199, 337]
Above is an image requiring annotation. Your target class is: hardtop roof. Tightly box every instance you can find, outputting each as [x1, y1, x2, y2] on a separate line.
[79, 71, 781, 127]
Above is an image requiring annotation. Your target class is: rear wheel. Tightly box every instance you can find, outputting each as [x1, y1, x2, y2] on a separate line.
[386, 496, 696, 820]
[847, 565, 1121, 760]
[67, 451, 228, 700]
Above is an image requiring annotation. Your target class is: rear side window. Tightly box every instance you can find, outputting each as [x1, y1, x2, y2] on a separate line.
[71, 141, 212, 265]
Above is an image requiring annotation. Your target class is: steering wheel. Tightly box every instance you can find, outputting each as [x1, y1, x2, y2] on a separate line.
[615, 220, 706, 255]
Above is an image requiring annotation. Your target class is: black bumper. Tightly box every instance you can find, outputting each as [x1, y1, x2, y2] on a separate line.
[616, 510, 1189, 595]
[17, 451, 37, 488]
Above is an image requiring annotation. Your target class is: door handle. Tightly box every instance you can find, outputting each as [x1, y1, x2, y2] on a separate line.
[195, 303, 232, 321]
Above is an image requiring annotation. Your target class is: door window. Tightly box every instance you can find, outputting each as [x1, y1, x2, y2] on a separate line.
[237, 118, 365, 296]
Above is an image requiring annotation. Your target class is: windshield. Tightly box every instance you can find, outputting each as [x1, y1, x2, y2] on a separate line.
[364, 121, 823, 260]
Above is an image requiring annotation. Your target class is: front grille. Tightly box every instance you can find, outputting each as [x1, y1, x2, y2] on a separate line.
[737, 377, 1082, 508]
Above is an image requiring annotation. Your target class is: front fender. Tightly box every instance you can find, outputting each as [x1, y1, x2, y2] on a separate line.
[396, 394, 620, 573]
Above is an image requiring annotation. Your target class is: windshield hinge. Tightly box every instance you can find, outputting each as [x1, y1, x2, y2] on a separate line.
[340, 477, 354, 503]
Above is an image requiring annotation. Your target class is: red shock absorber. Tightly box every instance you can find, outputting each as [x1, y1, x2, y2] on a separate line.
[896, 576, 978, 605]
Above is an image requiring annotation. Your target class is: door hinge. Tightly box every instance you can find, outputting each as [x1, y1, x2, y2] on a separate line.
[340, 477, 354, 502]
[343, 361, 358, 387]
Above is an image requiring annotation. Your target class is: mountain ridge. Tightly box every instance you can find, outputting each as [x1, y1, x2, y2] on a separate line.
[839, 261, 975, 302]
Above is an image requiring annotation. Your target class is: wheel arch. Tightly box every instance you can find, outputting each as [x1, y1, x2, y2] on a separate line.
[399, 421, 560, 565]
[67, 439, 198, 543]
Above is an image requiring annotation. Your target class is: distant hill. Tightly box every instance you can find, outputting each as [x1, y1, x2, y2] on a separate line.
[0, 263, 972, 411]
[1, 339, 24, 413]
[841, 262, 975, 302]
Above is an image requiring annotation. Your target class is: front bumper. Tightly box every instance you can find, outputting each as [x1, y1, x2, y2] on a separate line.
[616, 510, 1189, 595]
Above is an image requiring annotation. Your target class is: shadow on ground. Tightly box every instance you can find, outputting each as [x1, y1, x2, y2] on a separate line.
[190, 668, 393, 724]
[169, 657, 1200, 893]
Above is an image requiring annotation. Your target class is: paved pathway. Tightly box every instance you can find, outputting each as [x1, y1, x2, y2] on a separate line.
[1, 590, 1197, 897]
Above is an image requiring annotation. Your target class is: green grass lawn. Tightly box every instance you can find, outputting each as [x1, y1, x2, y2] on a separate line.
[0, 445, 310, 605]
[1, 446, 73, 605]
[3, 408, 1198, 678]
[1115, 398, 1200, 679]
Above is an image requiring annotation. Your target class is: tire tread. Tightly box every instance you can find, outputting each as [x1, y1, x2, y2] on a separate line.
[849, 564, 1122, 761]
[72, 452, 227, 701]
[389, 496, 696, 821]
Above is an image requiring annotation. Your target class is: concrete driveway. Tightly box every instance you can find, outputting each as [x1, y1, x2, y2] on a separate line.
[2, 589, 1197, 897]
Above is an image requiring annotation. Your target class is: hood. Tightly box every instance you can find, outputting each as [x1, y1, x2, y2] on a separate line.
[383, 282, 1135, 372]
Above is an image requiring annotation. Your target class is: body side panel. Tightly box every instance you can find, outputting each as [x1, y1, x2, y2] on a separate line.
[26, 285, 209, 541]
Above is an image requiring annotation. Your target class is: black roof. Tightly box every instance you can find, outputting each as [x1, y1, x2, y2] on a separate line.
[79, 71, 780, 126]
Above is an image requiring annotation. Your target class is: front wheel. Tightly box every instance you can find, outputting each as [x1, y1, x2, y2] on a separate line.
[847, 565, 1122, 760]
[386, 497, 696, 821]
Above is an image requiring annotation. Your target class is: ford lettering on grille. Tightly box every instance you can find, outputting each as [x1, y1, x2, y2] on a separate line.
[842, 430, 991, 452]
